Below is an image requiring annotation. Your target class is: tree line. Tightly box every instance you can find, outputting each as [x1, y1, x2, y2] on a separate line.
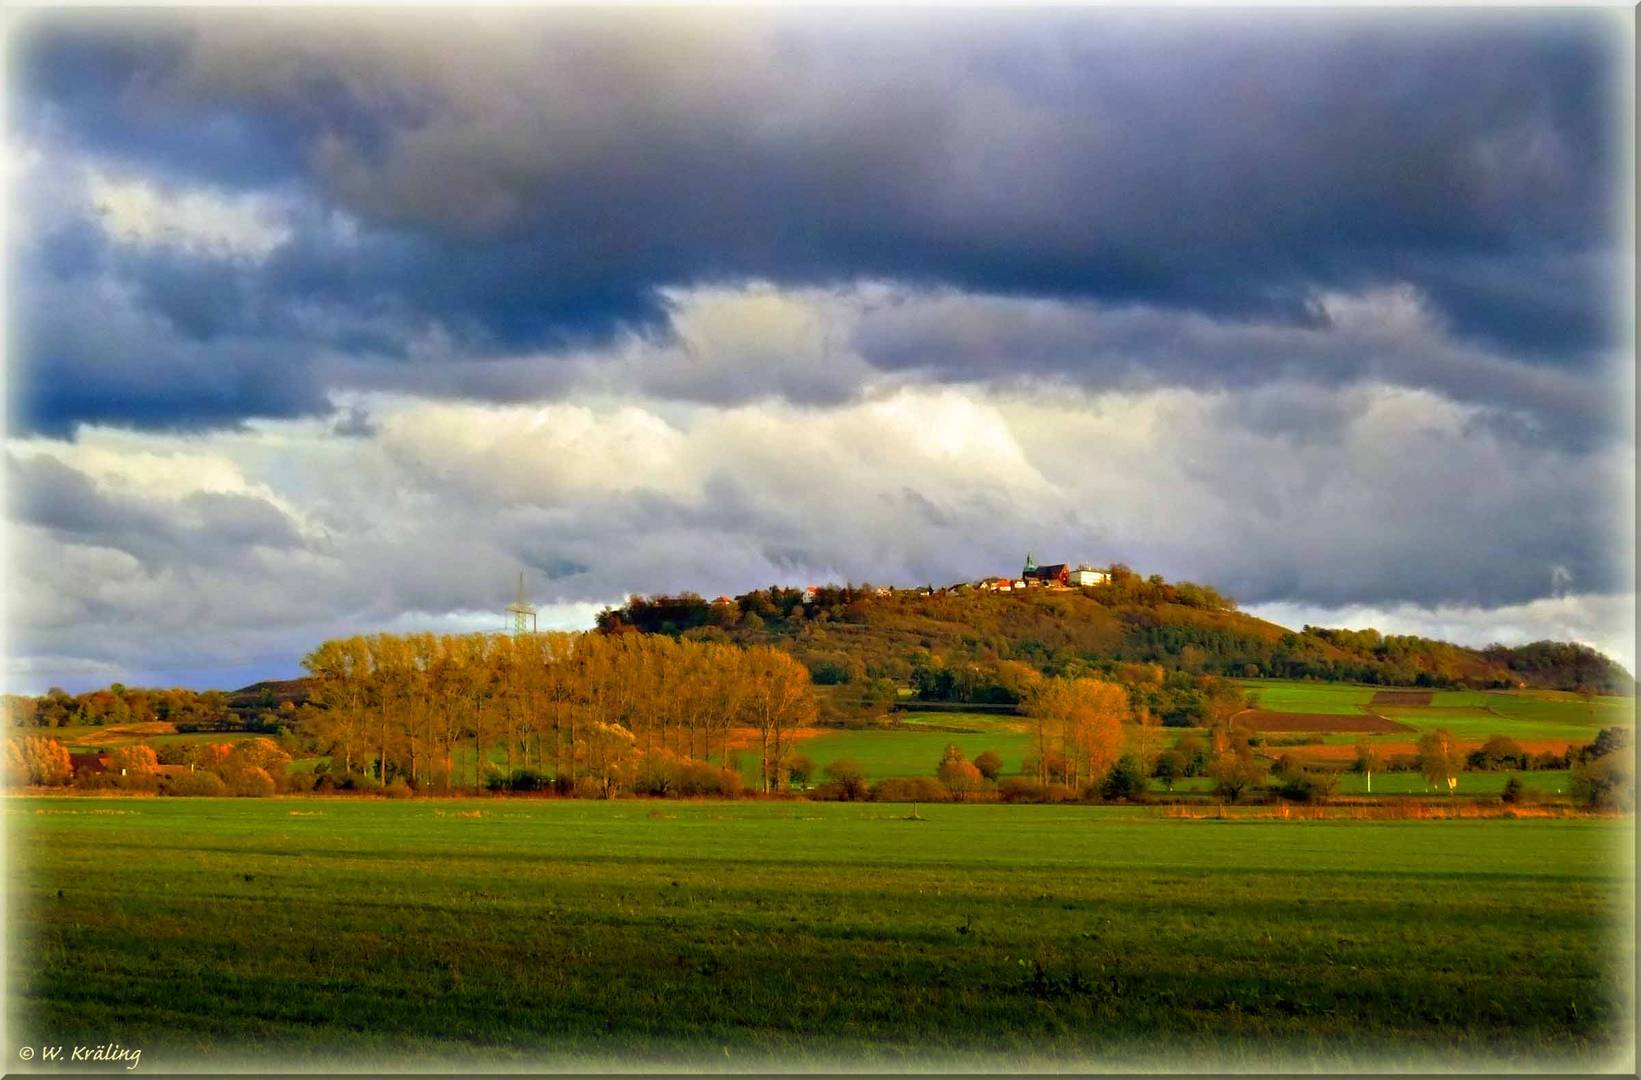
[299, 631, 815, 796]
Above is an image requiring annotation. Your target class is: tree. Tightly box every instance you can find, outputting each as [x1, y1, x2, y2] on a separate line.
[1353, 738, 1381, 794]
[937, 757, 984, 801]
[1023, 677, 1126, 789]
[823, 758, 869, 801]
[108, 744, 158, 777]
[1100, 754, 1148, 802]
[1416, 729, 1464, 794]
[972, 750, 1004, 782]
[7, 736, 72, 786]
[1571, 751, 1633, 810]
[1152, 749, 1185, 791]
[741, 646, 817, 793]
[1468, 735, 1525, 772]
[1209, 752, 1266, 802]
[787, 753, 816, 787]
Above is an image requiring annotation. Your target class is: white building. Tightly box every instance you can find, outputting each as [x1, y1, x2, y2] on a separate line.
[1069, 564, 1110, 587]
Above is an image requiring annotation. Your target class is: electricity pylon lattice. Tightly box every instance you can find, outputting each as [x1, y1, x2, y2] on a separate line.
[506, 572, 537, 635]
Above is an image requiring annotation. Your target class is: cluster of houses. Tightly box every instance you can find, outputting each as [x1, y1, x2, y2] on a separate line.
[704, 558, 1110, 608]
[975, 554, 1112, 593]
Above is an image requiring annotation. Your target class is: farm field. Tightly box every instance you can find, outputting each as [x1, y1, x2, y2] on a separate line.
[9, 798, 1631, 1071]
[781, 727, 1037, 783]
[1236, 680, 1375, 714]
[1235, 679, 1633, 748]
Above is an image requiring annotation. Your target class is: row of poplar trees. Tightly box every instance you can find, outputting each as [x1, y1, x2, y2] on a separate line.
[301, 631, 816, 795]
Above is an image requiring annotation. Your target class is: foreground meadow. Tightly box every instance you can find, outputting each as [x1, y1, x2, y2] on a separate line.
[8, 798, 1634, 1072]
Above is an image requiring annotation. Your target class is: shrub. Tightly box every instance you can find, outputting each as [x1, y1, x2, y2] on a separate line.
[786, 753, 816, 787]
[972, 750, 1004, 781]
[382, 779, 414, 799]
[675, 760, 743, 797]
[73, 770, 122, 792]
[823, 758, 870, 801]
[340, 770, 381, 793]
[232, 767, 276, 798]
[283, 770, 317, 794]
[871, 776, 947, 803]
[633, 753, 680, 796]
[1500, 775, 1525, 804]
[1099, 754, 1149, 802]
[1571, 752, 1633, 810]
[507, 769, 550, 793]
[165, 770, 228, 797]
[1278, 769, 1339, 804]
[997, 777, 1049, 803]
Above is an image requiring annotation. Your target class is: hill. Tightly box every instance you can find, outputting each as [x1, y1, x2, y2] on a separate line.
[597, 572, 1634, 703]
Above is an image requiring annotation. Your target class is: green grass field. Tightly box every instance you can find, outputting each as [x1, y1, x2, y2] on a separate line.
[1235, 681, 1377, 714]
[783, 728, 1037, 783]
[1235, 680, 1633, 747]
[9, 797, 1633, 1071]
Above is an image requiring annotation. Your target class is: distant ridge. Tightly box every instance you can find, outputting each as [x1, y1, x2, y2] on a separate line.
[598, 572, 1634, 697]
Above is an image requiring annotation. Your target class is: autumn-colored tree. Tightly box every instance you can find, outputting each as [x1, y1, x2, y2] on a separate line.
[938, 757, 984, 801]
[1416, 729, 1464, 794]
[232, 766, 276, 797]
[224, 738, 292, 788]
[741, 645, 816, 793]
[7, 735, 72, 786]
[972, 750, 1004, 781]
[109, 743, 158, 777]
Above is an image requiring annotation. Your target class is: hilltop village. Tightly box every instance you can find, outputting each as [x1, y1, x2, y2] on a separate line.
[715, 555, 1116, 608]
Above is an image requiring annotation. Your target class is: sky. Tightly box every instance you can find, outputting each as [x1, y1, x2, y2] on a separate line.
[5, 8, 1635, 693]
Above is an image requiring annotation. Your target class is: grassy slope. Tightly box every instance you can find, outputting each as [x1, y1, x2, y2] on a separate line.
[10, 798, 1631, 1071]
[1236, 679, 1634, 746]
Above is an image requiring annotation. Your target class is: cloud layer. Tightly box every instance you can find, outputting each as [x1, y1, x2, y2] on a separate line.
[5, 10, 1633, 689]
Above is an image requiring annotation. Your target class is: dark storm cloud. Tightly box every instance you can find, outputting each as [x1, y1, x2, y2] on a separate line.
[10, 8, 1625, 434]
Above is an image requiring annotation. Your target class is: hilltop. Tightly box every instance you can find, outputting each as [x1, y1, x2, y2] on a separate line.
[598, 569, 1634, 701]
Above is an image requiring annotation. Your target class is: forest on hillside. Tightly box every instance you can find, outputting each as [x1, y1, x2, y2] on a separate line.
[598, 569, 1634, 698]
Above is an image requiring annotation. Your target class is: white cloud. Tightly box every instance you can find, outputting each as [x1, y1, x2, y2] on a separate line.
[6, 373, 1630, 692]
[87, 170, 290, 258]
[1245, 594, 1637, 679]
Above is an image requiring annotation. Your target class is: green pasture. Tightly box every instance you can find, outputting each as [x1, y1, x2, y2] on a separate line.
[1376, 705, 1617, 744]
[9, 798, 1632, 1071]
[783, 728, 1037, 783]
[1234, 680, 1375, 714]
[1333, 769, 1572, 797]
[891, 711, 1026, 733]
[1486, 693, 1633, 730]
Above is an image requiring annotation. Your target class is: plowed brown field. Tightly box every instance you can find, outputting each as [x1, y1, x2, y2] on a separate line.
[1368, 690, 1434, 706]
[1235, 709, 1412, 733]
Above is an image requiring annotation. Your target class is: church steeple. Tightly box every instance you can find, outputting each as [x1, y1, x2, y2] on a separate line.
[1023, 552, 1037, 576]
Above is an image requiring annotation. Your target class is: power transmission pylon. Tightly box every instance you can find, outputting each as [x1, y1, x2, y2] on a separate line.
[505, 572, 537, 636]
